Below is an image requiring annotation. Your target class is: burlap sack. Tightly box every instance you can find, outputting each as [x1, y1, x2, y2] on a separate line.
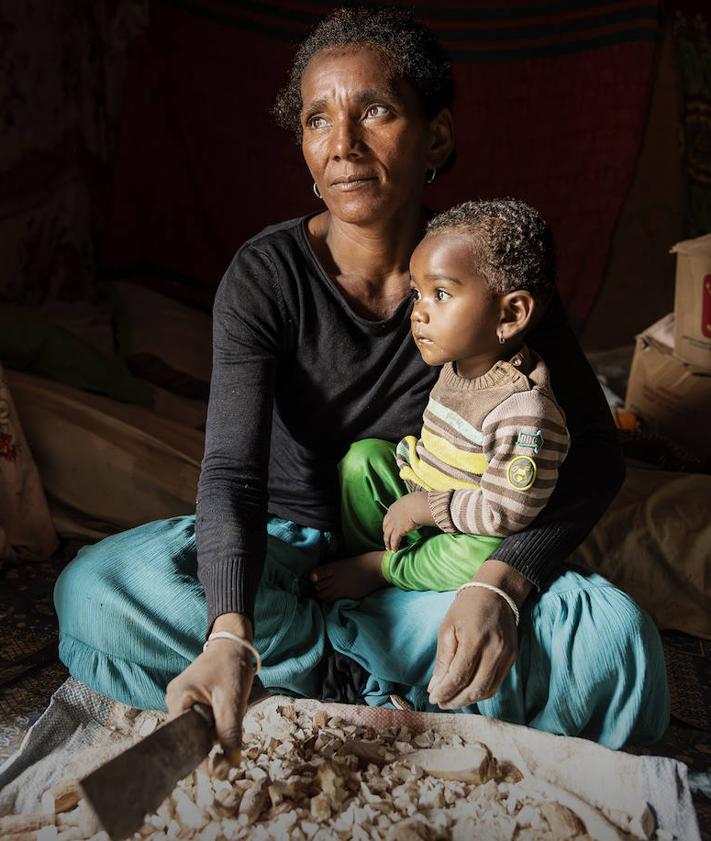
[571, 463, 711, 639]
[4, 369, 203, 538]
[0, 364, 58, 560]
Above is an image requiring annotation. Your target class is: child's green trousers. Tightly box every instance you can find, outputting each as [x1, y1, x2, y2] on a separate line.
[340, 438, 502, 590]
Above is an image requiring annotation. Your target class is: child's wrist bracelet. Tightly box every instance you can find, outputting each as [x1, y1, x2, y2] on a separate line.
[456, 582, 520, 627]
[203, 631, 262, 675]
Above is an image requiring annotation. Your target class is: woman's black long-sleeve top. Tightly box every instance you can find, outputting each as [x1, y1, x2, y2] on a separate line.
[196, 216, 625, 627]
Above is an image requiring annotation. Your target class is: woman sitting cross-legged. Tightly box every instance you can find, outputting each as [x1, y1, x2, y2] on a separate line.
[54, 7, 669, 763]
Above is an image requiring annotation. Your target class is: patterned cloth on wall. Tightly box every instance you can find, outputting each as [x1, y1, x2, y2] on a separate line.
[0, 1, 147, 305]
[673, 2, 711, 237]
[101, 0, 660, 326]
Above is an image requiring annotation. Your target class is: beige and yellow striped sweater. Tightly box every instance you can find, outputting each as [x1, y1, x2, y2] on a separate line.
[397, 345, 570, 537]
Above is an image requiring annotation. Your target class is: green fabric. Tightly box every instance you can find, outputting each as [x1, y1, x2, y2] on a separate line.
[0, 304, 153, 405]
[340, 438, 502, 590]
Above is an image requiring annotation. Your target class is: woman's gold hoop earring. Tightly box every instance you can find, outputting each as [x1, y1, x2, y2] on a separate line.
[313, 182, 322, 200]
[425, 168, 437, 184]
[498, 330, 506, 345]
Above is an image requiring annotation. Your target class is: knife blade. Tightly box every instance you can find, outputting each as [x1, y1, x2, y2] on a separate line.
[79, 678, 270, 841]
[79, 703, 215, 840]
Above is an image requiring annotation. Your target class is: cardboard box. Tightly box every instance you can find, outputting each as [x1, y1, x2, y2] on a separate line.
[671, 232, 711, 369]
[625, 313, 711, 457]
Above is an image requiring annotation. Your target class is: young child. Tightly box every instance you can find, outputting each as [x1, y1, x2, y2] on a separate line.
[311, 198, 570, 600]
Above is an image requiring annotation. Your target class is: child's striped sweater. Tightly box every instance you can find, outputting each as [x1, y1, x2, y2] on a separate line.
[396, 345, 570, 537]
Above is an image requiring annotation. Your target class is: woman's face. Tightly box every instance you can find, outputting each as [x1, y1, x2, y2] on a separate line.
[300, 46, 443, 225]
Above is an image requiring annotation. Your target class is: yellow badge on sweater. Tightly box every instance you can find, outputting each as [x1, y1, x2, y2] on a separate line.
[506, 455, 536, 491]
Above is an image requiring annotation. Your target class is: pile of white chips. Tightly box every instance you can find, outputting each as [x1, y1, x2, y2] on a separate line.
[129, 704, 661, 841]
[10, 703, 671, 841]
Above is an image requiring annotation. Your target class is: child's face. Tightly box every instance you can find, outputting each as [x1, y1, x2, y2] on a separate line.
[409, 232, 502, 370]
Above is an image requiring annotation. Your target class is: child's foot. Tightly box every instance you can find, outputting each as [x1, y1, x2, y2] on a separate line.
[310, 551, 386, 601]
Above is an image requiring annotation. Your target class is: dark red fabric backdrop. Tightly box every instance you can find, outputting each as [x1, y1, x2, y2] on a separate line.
[101, 0, 660, 325]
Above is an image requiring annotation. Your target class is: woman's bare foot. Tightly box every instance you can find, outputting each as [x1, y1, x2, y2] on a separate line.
[310, 551, 386, 601]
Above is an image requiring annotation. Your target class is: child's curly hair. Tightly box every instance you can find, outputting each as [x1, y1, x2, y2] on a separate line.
[427, 199, 557, 302]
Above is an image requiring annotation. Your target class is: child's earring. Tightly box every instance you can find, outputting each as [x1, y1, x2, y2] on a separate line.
[498, 329, 506, 345]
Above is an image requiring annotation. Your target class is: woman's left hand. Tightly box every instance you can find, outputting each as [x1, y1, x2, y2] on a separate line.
[427, 560, 530, 709]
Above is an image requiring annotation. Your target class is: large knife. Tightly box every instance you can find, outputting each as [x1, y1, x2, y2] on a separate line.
[80, 682, 269, 840]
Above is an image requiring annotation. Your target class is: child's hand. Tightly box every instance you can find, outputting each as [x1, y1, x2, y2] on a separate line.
[383, 492, 435, 551]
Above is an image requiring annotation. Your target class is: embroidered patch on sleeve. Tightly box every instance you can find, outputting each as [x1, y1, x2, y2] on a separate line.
[516, 429, 543, 455]
[506, 455, 536, 491]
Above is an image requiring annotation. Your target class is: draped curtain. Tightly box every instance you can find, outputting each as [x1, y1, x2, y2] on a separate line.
[100, 0, 661, 326]
[1, 1, 661, 328]
[672, 0, 711, 237]
[0, 0, 147, 305]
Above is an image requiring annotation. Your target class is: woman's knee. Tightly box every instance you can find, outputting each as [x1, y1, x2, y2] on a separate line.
[618, 599, 670, 742]
[54, 542, 113, 647]
[55, 517, 198, 644]
[597, 594, 669, 744]
[548, 577, 663, 681]
[525, 573, 668, 745]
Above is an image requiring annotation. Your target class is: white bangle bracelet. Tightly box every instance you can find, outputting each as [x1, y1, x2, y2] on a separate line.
[456, 582, 520, 627]
[203, 631, 262, 675]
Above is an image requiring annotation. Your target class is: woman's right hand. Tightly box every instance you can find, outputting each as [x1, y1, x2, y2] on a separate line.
[165, 613, 255, 765]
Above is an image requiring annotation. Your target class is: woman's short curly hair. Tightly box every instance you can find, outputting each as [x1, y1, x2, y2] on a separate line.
[273, 6, 453, 139]
[426, 199, 557, 302]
